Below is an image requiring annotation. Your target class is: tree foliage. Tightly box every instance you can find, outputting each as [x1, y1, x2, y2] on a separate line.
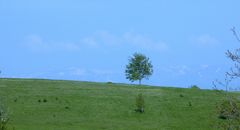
[125, 53, 153, 85]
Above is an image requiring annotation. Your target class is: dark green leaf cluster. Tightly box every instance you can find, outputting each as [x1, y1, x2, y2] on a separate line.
[125, 53, 153, 85]
[216, 97, 240, 130]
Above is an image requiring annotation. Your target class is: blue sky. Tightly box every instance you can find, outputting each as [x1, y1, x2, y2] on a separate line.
[1, 0, 240, 89]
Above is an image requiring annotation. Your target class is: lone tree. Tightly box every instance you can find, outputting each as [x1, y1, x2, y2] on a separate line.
[125, 52, 153, 85]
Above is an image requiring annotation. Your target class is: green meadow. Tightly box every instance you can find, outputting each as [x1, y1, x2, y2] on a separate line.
[0, 78, 238, 130]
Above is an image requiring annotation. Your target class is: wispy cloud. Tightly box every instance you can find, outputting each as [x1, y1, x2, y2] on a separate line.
[68, 67, 116, 77]
[81, 37, 98, 47]
[159, 64, 220, 78]
[215, 67, 221, 73]
[24, 35, 80, 52]
[24, 31, 169, 53]
[160, 65, 191, 76]
[96, 31, 122, 46]
[61, 67, 120, 82]
[123, 32, 168, 52]
[68, 67, 88, 76]
[80, 31, 122, 48]
[200, 64, 209, 70]
[191, 34, 219, 47]
[85, 31, 169, 51]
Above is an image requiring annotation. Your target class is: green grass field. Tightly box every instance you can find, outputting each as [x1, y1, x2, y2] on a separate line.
[0, 78, 238, 130]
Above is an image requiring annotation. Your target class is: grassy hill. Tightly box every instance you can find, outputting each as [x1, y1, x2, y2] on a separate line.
[0, 78, 237, 130]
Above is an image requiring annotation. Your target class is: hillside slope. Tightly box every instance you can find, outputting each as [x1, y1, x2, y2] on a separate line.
[0, 78, 234, 130]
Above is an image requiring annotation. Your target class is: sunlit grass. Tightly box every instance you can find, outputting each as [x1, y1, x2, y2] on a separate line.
[0, 78, 237, 130]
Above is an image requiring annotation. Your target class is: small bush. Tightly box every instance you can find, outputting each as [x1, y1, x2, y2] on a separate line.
[190, 85, 200, 90]
[217, 97, 240, 119]
[135, 93, 144, 113]
[38, 99, 41, 103]
[216, 97, 240, 129]
[106, 82, 113, 84]
[179, 94, 184, 97]
[43, 99, 47, 103]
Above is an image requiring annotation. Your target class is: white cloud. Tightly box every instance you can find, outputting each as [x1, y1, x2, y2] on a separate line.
[160, 65, 191, 76]
[198, 71, 203, 78]
[24, 31, 169, 53]
[24, 35, 80, 52]
[80, 31, 169, 52]
[67, 67, 87, 76]
[177, 65, 191, 75]
[80, 31, 122, 48]
[192, 34, 219, 46]
[215, 67, 221, 73]
[90, 69, 115, 75]
[97, 31, 122, 46]
[81, 37, 98, 47]
[123, 32, 168, 52]
[67, 67, 117, 77]
[200, 64, 209, 70]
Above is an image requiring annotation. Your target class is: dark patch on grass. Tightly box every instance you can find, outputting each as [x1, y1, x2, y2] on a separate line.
[188, 101, 192, 107]
[134, 108, 144, 113]
[218, 115, 227, 120]
[43, 99, 47, 103]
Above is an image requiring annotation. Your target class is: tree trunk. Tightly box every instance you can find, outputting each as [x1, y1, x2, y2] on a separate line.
[139, 79, 141, 85]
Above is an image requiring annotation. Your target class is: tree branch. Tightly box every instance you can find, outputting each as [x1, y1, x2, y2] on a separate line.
[231, 27, 240, 42]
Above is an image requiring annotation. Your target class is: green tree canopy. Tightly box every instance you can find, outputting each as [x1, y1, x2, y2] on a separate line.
[125, 53, 153, 85]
